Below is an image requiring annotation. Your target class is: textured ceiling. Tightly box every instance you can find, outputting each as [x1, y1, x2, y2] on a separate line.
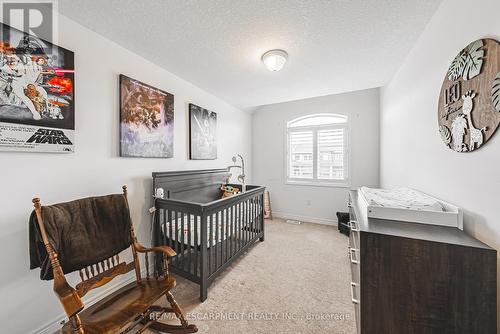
[58, 0, 442, 110]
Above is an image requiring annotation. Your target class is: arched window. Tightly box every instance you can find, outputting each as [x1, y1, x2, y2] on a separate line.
[286, 113, 349, 186]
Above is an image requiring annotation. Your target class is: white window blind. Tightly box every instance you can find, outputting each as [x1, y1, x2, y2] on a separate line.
[318, 128, 345, 180]
[288, 131, 313, 178]
[286, 114, 349, 186]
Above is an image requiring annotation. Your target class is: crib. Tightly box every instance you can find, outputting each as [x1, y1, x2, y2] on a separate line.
[152, 169, 265, 301]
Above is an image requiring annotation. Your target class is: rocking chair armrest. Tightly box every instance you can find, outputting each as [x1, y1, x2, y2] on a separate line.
[133, 242, 177, 258]
[52, 272, 84, 318]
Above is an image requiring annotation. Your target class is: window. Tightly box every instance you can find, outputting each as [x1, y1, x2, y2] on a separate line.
[286, 114, 349, 186]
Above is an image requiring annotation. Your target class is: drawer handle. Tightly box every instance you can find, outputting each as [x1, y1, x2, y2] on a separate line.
[349, 247, 359, 264]
[349, 220, 359, 232]
[350, 282, 360, 304]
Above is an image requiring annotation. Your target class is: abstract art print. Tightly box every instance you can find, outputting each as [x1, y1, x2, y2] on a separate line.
[119, 75, 174, 158]
[189, 103, 217, 160]
[0, 23, 75, 153]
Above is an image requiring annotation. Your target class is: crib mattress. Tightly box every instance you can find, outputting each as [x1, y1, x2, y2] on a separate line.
[356, 187, 463, 229]
[161, 204, 260, 247]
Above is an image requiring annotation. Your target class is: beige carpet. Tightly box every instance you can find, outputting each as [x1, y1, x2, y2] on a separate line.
[146, 218, 356, 334]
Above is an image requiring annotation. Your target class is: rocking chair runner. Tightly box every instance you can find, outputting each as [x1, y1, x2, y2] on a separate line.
[30, 186, 197, 334]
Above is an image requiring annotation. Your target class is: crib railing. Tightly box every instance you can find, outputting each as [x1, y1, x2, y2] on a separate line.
[153, 185, 265, 301]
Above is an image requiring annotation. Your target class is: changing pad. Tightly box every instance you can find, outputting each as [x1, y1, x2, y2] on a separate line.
[360, 187, 444, 212]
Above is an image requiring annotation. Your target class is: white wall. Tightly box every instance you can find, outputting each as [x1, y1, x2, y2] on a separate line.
[380, 0, 500, 330]
[252, 88, 380, 224]
[0, 14, 251, 334]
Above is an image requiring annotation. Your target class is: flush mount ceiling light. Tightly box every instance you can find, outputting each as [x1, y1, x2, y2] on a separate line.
[261, 49, 288, 72]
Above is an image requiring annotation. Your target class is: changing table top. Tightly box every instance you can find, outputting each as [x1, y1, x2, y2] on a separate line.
[349, 190, 493, 250]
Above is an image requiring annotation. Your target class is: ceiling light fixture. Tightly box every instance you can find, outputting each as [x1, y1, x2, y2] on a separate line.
[261, 49, 288, 72]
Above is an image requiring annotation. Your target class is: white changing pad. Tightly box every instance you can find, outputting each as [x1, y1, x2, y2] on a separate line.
[360, 187, 444, 212]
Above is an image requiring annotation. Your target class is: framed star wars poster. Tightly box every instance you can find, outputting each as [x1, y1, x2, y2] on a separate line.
[119, 75, 174, 158]
[189, 103, 217, 160]
[0, 23, 75, 153]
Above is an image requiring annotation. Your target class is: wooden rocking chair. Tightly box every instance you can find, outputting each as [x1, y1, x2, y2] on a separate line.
[31, 186, 197, 334]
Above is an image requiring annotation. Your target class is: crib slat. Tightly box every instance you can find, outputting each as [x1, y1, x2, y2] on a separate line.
[168, 209, 175, 249]
[258, 195, 261, 233]
[251, 198, 254, 239]
[257, 196, 260, 234]
[244, 200, 247, 245]
[241, 201, 245, 246]
[164, 209, 168, 247]
[169, 210, 172, 249]
[229, 205, 233, 257]
[250, 198, 254, 239]
[232, 205, 235, 252]
[216, 212, 220, 268]
[218, 210, 225, 266]
[225, 208, 229, 262]
[176, 211, 180, 255]
[212, 213, 215, 274]
[238, 202, 242, 250]
[260, 194, 264, 232]
[187, 214, 192, 275]
[180, 212, 185, 270]
[208, 214, 212, 275]
[252, 197, 256, 238]
[161, 209, 166, 249]
[235, 203, 239, 251]
[246, 199, 250, 242]
[246, 200, 249, 244]
[194, 215, 199, 276]
[251, 198, 254, 238]
[168, 210, 173, 249]
[217, 212, 220, 270]
[241, 202, 245, 248]
[219, 211, 223, 267]
[232, 205, 236, 256]
[253, 197, 257, 236]
[262, 194, 265, 226]
[255, 197, 258, 236]
[250, 198, 253, 239]
[240, 201, 245, 247]
[248, 199, 251, 241]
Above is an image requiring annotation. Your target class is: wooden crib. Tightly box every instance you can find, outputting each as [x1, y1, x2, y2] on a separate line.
[152, 169, 265, 301]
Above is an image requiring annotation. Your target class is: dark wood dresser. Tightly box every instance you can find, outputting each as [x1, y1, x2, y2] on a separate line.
[348, 190, 497, 334]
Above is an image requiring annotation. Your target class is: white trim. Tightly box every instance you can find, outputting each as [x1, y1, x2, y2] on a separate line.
[33, 266, 153, 334]
[287, 113, 348, 128]
[273, 211, 337, 226]
[285, 180, 350, 188]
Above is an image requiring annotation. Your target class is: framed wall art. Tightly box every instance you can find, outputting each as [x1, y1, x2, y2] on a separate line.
[0, 23, 75, 153]
[119, 74, 174, 158]
[189, 103, 217, 160]
[438, 39, 500, 152]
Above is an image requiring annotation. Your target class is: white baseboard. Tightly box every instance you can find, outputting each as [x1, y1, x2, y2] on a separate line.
[273, 211, 337, 226]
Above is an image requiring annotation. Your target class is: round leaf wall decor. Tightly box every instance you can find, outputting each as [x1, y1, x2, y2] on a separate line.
[438, 38, 500, 152]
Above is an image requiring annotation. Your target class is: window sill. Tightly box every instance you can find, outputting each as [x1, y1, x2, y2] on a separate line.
[285, 180, 350, 188]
